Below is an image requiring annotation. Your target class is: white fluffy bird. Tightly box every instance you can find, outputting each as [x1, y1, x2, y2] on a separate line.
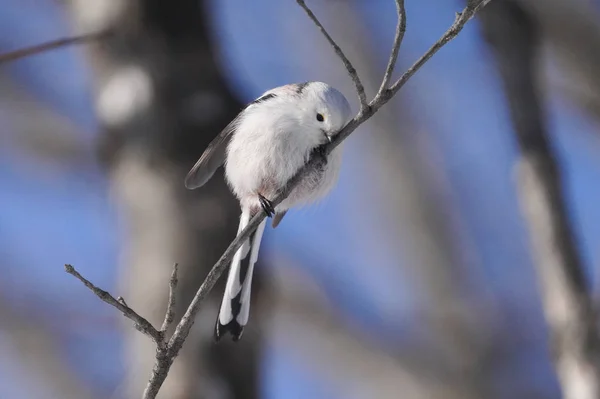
[184, 82, 352, 341]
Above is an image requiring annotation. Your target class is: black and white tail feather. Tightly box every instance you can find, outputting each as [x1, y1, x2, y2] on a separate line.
[215, 211, 266, 341]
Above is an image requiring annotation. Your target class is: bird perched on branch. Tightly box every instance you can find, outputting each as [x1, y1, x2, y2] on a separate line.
[185, 81, 351, 341]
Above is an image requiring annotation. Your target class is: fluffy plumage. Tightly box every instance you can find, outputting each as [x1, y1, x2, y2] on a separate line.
[185, 81, 352, 341]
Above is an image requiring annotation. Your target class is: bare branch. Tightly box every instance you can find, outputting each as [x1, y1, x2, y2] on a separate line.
[296, 0, 369, 110]
[160, 263, 179, 333]
[64, 264, 162, 343]
[65, 1, 495, 398]
[386, 0, 493, 99]
[376, 0, 406, 96]
[0, 31, 111, 64]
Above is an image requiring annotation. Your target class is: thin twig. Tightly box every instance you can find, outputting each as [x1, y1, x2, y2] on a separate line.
[296, 0, 369, 110]
[64, 1, 495, 398]
[64, 264, 161, 343]
[376, 0, 406, 96]
[0, 31, 111, 65]
[385, 0, 493, 100]
[160, 263, 179, 333]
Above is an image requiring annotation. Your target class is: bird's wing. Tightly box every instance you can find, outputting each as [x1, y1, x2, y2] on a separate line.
[184, 114, 242, 189]
[185, 89, 285, 189]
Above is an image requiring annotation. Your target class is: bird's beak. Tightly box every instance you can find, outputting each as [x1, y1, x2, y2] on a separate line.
[323, 130, 333, 143]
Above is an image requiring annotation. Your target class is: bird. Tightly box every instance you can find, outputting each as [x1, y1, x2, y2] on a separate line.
[184, 81, 352, 341]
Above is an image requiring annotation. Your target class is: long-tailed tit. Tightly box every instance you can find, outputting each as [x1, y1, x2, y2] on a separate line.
[185, 82, 352, 341]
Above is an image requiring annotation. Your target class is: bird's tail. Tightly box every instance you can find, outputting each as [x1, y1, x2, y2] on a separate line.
[215, 209, 266, 341]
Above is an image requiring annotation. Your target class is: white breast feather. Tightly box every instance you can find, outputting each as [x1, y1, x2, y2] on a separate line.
[224, 98, 339, 211]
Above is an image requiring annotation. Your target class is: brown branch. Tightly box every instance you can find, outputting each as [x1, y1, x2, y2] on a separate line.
[64, 264, 162, 343]
[479, 2, 600, 398]
[296, 0, 369, 110]
[65, 1, 494, 397]
[160, 263, 179, 333]
[376, 0, 406, 96]
[0, 31, 111, 64]
[386, 0, 492, 99]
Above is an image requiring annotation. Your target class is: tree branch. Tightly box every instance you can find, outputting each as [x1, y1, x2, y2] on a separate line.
[296, 0, 369, 110]
[479, 2, 600, 398]
[160, 263, 179, 333]
[65, 1, 494, 397]
[385, 0, 493, 100]
[64, 264, 162, 343]
[376, 0, 406, 96]
[0, 31, 111, 64]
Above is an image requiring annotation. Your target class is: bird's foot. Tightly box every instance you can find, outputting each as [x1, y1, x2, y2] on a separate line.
[311, 145, 328, 167]
[258, 194, 275, 217]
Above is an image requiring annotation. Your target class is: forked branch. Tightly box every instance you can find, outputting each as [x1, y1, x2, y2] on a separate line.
[377, 0, 406, 96]
[60, 1, 494, 397]
[296, 0, 369, 110]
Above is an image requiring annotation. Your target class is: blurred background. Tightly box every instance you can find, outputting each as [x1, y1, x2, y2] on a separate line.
[1, 0, 600, 398]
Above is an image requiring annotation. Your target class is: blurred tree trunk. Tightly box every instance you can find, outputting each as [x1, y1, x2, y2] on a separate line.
[480, 2, 600, 398]
[67, 1, 261, 398]
[516, 0, 600, 120]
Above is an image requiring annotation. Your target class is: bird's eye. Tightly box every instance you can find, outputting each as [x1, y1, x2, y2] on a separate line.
[316, 113, 325, 122]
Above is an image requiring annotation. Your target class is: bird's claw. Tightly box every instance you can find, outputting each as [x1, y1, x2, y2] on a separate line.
[258, 194, 275, 217]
